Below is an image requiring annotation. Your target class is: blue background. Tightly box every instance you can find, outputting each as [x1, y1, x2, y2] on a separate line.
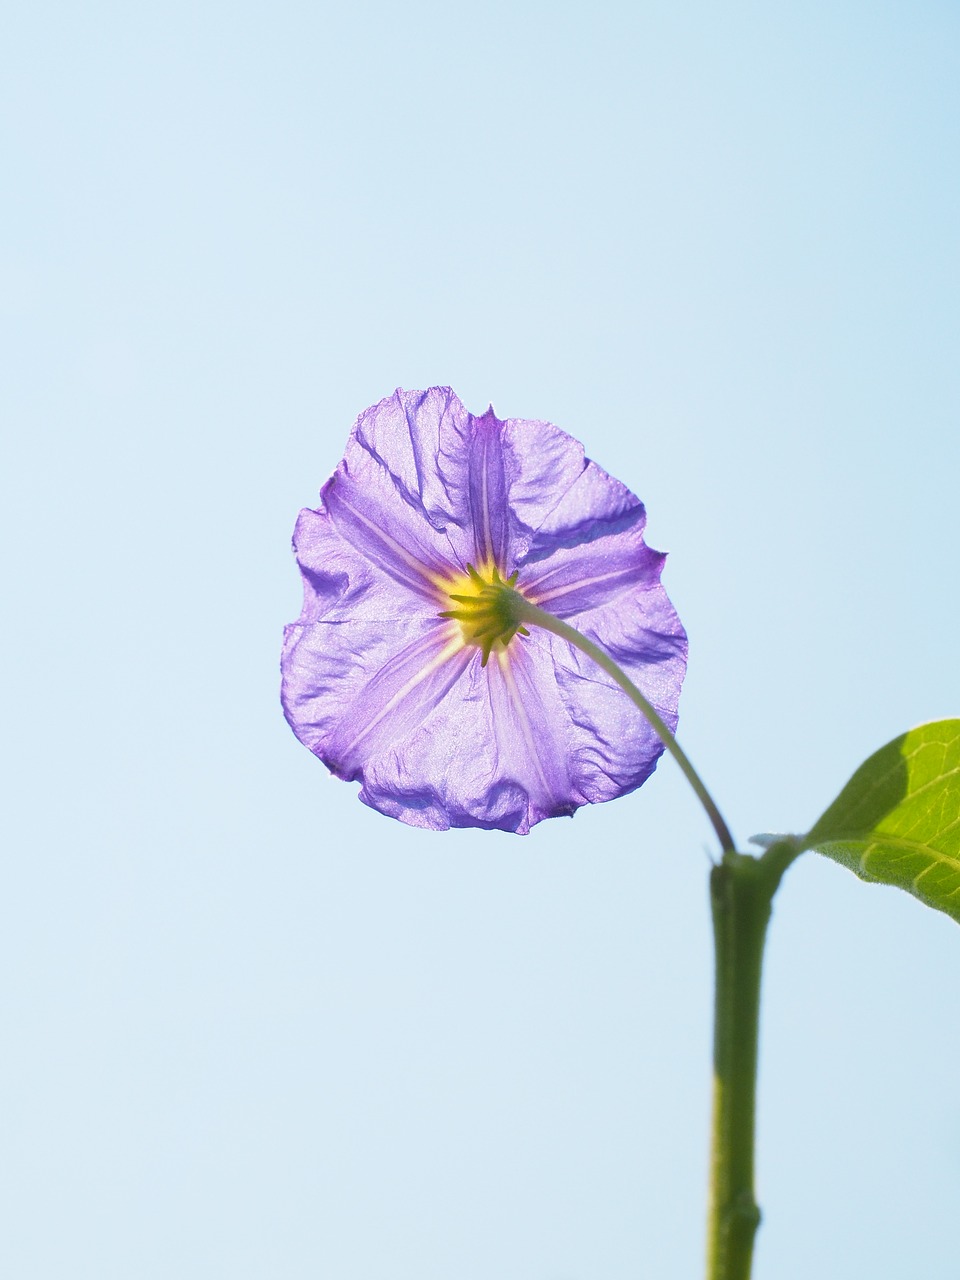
[4, 3, 959, 1277]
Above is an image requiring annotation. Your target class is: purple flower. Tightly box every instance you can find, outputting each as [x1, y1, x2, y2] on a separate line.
[281, 387, 687, 834]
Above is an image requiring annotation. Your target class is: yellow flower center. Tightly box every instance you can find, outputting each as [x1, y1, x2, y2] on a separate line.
[438, 563, 531, 666]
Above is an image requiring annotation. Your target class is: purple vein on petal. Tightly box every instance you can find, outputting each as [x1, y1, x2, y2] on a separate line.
[328, 629, 469, 774]
[493, 649, 556, 807]
[327, 492, 448, 599]
[529, 567, 638, 604]
[469, 412, 508, 570]
[519, 536, 665, 618]
[480, 440, 493, 564]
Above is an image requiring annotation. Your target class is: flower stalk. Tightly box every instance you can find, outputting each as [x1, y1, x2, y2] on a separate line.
[508, 587, 804, 1280]
[507, 592, 736, 854]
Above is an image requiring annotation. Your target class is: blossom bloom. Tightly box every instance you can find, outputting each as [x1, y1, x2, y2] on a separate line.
[281, 387, 687, 834]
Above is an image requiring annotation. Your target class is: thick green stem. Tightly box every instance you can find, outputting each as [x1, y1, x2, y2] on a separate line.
[511, 596, 736, 853]
[706, 842, 798, 1280]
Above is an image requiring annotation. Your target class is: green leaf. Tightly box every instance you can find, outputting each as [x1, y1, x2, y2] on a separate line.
[803, 720, 960, 923]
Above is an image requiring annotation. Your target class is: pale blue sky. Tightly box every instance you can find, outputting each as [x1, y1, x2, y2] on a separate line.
[3, 3, 959, 1278]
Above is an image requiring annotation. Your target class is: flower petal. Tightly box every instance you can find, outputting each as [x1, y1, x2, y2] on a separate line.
[520, 524, 667, 619]
[282, 617, 472, 778]
[354, 641, 579, 834]
[289, 506, 431, 625]
[496, 415, 645, 568]
[325, 628, 472, 778]
[348, 615, 684, 833]
[321, 388, 514, 597]
[464, 408, 509, 570]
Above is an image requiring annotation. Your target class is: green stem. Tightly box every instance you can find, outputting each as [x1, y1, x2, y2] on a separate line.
[706, 841, 799, 1280]
[508, 592, 802, 1279]
[511, 597, 736, 853]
